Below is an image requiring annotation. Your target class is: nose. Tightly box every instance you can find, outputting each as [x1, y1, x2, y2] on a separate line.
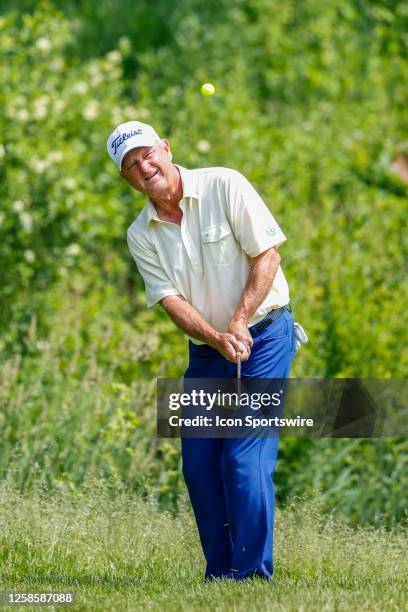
[140, 158, 151, 174]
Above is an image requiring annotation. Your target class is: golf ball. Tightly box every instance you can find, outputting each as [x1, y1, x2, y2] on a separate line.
[201, 83, 215, 96]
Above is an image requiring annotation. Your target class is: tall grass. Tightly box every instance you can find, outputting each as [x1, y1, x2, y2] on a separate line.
[1, 481, 407, 611]
[0, 289, 185, 507]
[1, 290, 408, 525]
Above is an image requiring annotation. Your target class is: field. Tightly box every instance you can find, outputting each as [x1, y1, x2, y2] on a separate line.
[1, 482, 407, 611]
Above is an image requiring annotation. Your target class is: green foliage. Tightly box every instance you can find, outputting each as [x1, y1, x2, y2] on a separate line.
[0, 0, 407, 525]
[130, 0, 408, 378]
[0, 5, 142, 347]
[0, 285, 185, 505]
[277, 438, 408, 526]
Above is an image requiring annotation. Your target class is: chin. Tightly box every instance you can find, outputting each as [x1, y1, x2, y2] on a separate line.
[147, 180, 165, 195]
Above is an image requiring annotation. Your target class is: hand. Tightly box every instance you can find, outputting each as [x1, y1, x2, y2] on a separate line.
[227, 319, 253, 356]
[212, 333, 251, 363]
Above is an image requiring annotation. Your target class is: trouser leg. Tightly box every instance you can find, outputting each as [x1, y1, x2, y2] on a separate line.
[182, 343, 235, 579]
[222, 309, 295, 580]
[223, 435, 279, 579]
[181, 438, 232, 578]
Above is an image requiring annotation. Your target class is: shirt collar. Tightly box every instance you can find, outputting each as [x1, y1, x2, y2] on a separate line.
[176, 164, 199, 199]
[145, 164, 199, 224]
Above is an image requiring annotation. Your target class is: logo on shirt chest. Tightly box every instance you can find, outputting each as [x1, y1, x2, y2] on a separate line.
[266, 227, 277, 236]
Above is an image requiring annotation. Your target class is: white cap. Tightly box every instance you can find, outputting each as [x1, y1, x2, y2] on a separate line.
[106, 120, 161, 169]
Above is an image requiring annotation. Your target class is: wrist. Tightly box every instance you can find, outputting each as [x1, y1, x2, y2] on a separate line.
[206, 330, 221, 349]
[230, 313, 249, 327]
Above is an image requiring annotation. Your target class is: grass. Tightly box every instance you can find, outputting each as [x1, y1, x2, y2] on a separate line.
[0, 480, 407, 611]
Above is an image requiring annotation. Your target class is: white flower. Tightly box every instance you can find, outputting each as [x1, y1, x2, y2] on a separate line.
[63, 177, 77, 190]
[82, 100, 99, 120]
[73, 81, 88, 94]
[54, 99, 66, 113]
[31, 159, 47, 173]
[137, 108, 151, 119]
[36, 37, 51, 51]
[47, 151, 63, 163]
[66, 243, 81, 256]
[123, 106, 136, 119]
[34, 96, 49, 120]
[12, 200, 24, 212]
[106, 50, 121, 63]
[197, 140, 211, 153]
[111, 108, 123, 125]
[24, 250, 35, 262]
[91, 73, 103, 87]
[36, 95, 50, 107]
[88, 64, 100, 77]
[20, 212, 33, 232]
[17, 109, 29, 122]
[51, 58, 64, 71]
[0, 144, 5, 158]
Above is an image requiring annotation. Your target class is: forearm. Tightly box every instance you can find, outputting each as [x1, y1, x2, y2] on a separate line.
[160, 295, 220, 348]
[231, 247, 281, 325]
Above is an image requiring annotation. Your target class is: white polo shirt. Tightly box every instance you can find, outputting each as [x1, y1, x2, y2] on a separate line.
[127, 165, 290, 342]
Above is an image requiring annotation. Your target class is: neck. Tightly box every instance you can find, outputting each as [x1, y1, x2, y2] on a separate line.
[151, 165, 183, 216]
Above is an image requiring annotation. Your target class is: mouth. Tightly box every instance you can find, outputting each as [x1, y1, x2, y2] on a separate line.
[145, 169, 159, 182]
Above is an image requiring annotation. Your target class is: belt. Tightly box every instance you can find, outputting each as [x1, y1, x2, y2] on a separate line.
[249, 304, 291, 333]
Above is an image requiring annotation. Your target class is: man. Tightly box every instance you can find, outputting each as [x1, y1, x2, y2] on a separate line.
[107, 120, 296, 581]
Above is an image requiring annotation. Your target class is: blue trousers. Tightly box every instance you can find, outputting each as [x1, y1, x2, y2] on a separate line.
[182, 308, 296, 580]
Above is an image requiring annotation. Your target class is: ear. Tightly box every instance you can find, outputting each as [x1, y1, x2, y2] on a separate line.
[161, 138, 173, 160]
[119, 168, 129, 182]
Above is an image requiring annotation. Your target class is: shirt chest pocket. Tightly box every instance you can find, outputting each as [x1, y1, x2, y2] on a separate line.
[201, 221, 239, 265]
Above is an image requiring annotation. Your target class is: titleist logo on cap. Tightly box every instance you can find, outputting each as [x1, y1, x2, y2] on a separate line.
[111, 129, 143, 154]
[107, 120, 161, 169]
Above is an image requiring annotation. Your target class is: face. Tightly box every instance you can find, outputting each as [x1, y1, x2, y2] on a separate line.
[120, 140, 174, 197]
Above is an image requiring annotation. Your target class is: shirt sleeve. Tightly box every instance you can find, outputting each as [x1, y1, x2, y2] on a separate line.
[223, 170, 287, 257]
[127, 229, 180, 307]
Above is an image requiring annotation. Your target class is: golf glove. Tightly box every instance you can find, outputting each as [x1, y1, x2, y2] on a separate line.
[294, 322, 308, 351]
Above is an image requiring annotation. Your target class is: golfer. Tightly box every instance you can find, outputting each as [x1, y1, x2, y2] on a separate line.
[107, 120, 296, 580]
